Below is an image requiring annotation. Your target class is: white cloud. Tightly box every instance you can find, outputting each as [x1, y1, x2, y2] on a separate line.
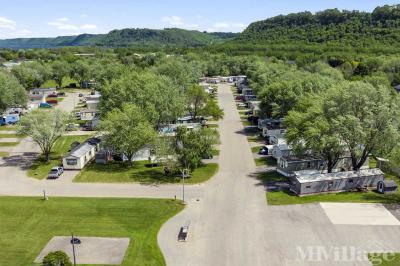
[48, 17, 97, 32]
[81, 24, 97, 30]
[80, 14, 88, 18]
[0, 16, 16, 30]
[161, 16, 200, 30]
[213, 22, 230, 29]
[162, 16, 184, 26]
[208, 22, 247, 32]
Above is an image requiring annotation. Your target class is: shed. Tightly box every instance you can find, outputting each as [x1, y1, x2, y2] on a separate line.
[377, 180, 398, 194]
[95, 150, 113, 164]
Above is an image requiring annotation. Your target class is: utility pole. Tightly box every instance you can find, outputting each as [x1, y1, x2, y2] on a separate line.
[182, 169, 186, 204]
[71, 233, 76, 266]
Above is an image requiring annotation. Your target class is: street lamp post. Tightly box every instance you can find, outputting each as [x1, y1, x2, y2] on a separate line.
[71, 233, 76, 266]
[181, 169, 186, 204]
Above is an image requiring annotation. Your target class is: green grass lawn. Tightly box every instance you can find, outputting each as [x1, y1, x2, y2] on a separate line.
[0, 133, 22, 138]
[207, 124, 219, 129]
[369, 253, 400, 266]
[254, 156, 277, 167]
[0, 125, 16, 131]
[74, 161, 219, 184]
[0, 196, 183, 266]
[260, 171, 400, 205]
[212, 149, 220, 156]
[247, 134, 264, 143]
[251, 146, 263, 153]
[0, 151, 9, 157]
[28, 135, 91, 179]
[0, 142, 20, 147]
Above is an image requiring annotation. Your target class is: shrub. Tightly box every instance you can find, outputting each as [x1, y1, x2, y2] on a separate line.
[42, 251, 72, 266]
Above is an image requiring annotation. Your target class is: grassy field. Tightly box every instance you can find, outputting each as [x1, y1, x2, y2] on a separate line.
[28, 135, 91, 179]
[0, 197, 183, 266]
[0, 142, 20, 147]
[255, 157, 277, 167]
[369, 253, 400, 266]
[260, 171, 400, 205]
[0, 133, 21, 138]
[0, 125, 16, 131]
[0, 151, 9, 157]
[74, 161, 219, 184]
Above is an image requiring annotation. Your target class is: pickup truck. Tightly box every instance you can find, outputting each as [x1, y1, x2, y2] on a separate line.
[0, 114, 19, 126]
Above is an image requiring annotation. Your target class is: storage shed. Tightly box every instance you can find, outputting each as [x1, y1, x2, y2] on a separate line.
[377, 180, 398, 194]
[289, 169, 384, 196]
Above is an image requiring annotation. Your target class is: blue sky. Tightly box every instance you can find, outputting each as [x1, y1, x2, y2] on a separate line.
[0, 0, 398, 39]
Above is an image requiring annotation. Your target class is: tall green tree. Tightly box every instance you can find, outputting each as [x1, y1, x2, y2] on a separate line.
[0, 71, 27, 113]
[101, 71, 186, 126]
[285, 94, 344, 173]
[323, 82, 400, 171]
[51, 61, 70, 88]
[99, 103, 156, 166]
[186, 85, 209, 120]
[18, 109, 71, 162]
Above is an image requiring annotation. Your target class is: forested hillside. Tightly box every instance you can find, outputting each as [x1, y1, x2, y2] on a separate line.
[0, 28, 236, 49]
[238, 5, 400, 46]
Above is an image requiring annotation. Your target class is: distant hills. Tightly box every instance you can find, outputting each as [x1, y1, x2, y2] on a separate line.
[0, 28, 238, 49]
[237, 5, 400, 46]
[2, 5, 400, 50]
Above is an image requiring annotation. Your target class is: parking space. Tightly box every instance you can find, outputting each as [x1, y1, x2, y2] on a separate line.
[320, 203, 400, 226]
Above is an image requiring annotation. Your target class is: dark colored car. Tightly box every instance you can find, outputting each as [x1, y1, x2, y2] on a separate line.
[258, 146, 268, 155]
[70, 237, 81, 244]
[178, 226, 189, 242]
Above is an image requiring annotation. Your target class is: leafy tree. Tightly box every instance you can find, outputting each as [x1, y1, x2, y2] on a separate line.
[51, 61, 70, 88]
[71, 60, 90, 84]
[42, 251, 72, 266]
[155, 127, 219, 174]
[323, 82, 400, 171]
[11, 62, 51, 89]
[101, 71, 186, 126]
[285, 94, 344, 173]
[186, 85, 209, 120]
[99, 103, 156, 166]
[0, 71, 27, 113]
[18, 109, 71, 162]
[201, 100, 224, 120]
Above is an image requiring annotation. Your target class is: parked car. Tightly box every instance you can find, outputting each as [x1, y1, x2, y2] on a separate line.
[70, 237, 81, 244]
[47, 166, 64, 179]
[0, 114, 19, 126]
[57, 92, 66, 97]
[47, 94, 58, 98]
[39, 103, 52, 108]
[178, 226, 189, 242]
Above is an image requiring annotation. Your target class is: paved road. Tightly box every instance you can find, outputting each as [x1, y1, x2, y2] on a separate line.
[56, 91, 81, 112]
[158, 83, 270, 266]
[158, 83, 400, 266]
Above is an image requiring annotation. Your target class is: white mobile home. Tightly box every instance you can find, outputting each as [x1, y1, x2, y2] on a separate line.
[62, 138, 101, 170]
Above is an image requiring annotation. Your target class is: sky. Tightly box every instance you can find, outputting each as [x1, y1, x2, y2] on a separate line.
[0, 0, 398, 39]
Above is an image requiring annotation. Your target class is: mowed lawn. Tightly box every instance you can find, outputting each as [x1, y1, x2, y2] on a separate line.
[0, 197, 183, 266]
[74, 161, 219, 184]
[260, 171, 400, 205]
[28, 135, 92, 179]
